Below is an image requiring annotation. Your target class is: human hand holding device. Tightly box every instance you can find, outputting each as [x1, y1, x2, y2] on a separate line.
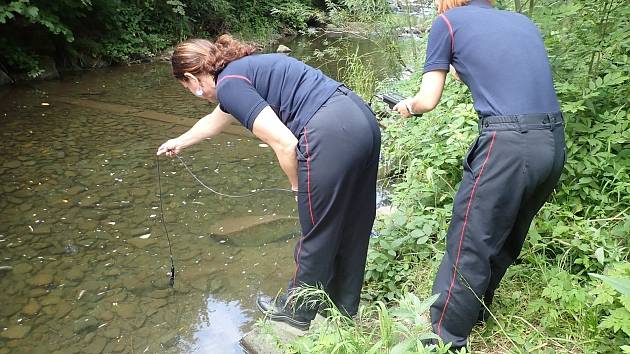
[379, 93, 422, 118]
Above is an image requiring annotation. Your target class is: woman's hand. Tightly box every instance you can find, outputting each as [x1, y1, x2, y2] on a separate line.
[393, 98, 415, 118]
[392, 71, 447, 118]
[157, 138, 185, 157]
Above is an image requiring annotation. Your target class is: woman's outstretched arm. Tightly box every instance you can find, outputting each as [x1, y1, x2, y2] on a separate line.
[394, 70, 447, 118]
[157, 105, 237, 156]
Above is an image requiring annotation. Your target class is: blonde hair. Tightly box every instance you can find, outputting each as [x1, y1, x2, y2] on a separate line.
[436, 0, 495, 14]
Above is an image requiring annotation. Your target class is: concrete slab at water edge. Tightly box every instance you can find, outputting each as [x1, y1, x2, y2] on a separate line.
[240, 315, 326, 354]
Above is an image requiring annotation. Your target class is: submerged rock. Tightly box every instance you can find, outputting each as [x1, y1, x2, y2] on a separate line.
[73, 316, 98, 334]
[85, 335, 107, 354]
[114, 303, 138, 319]
[21, 300, 42, 316]
[13, 263, 33, 274]
[0, 303, 22, 318]
[1, 325, 32, 339]
[65, 267, 84, 281]
[103, 326, 120, 339]
[29, 272, 53, 286]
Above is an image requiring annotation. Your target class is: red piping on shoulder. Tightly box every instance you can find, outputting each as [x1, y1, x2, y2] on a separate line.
[216, 75, 252, 86]
[439, 14, 455, 56]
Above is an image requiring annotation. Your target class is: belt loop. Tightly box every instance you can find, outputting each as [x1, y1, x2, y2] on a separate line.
[517, 115, 528, 133]
[547, 112, 555, 131]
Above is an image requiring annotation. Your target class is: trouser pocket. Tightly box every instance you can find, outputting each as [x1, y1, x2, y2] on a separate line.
[463, 135, 481, 176]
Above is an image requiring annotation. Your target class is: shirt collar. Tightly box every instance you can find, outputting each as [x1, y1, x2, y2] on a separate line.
[468, 0, 493, 8]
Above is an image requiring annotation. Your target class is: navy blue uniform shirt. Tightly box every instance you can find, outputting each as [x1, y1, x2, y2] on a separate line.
[424, 0, 560, 117]
[216, 54, 341, 136]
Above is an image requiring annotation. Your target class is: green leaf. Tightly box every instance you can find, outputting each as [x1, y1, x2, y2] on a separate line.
[25, 5, 38, 18]
[590, 273, 630, 297]
[390, 338, 414, 354]
[595, 247, 605, 264]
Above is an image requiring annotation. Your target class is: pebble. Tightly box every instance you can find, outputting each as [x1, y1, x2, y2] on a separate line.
[159, 330, 179, 348]
[114, 303, 137, 319]
[73, 317, 98, 334]
[104, 289, 127, 303]
[18, 203, 32, 212]
[85, 336, 106, 354]
[29, 272, 53, 286]
[0, 325, 31, 339]
[40, 295, 61, 306]
[21, 300, 41, 316]
[66, 186, 86, 195]
[95, 310, 114, 322]
[82, 280, 108, 292]
[29, 288, 49, 297]
[65, 268, 84, 281]
[31, 225, 52, 235]
[132, 314, 146, 329]
[0, 303, 22, 318]
[55, 301, 73, 318]
[103, 327, 120, 339]
[3, 161, 21, 169]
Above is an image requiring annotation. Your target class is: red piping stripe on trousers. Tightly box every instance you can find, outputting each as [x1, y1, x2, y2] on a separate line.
[292, 128, 316, 288]
[437, 131, 497, 336]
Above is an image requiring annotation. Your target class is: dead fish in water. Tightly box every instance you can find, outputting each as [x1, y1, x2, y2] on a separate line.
[0, 266, 13, 271]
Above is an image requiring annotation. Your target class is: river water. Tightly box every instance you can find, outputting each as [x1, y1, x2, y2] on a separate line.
[0, 33, 408, 353]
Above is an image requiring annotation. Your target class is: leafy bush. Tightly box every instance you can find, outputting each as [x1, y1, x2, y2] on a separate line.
[0, 0, 319, 75]
[342, 0, 629, 352]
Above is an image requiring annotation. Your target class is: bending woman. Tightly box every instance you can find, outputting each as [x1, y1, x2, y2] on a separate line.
[157, 35, 381, 330]
[393, 0, 565, 349]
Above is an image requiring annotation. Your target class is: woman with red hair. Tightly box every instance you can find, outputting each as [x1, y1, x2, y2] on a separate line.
[157, 35, 381, 331]
[393, 0, 565, 349]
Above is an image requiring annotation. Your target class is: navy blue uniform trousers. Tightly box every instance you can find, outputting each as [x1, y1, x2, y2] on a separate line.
[430, 112, 566, 348]
[289, 86, 381, 319]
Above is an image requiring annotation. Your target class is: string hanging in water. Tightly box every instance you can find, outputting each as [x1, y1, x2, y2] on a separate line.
[155, 154, 293, 288]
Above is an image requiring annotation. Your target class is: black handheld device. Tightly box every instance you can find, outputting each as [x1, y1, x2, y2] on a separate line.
[380, 93, 406, 109]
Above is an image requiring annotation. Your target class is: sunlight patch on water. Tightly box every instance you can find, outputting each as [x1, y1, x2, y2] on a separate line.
[187, 298, 250, 354]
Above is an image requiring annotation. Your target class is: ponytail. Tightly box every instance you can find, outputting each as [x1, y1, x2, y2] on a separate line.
[171, 35, 257, 80]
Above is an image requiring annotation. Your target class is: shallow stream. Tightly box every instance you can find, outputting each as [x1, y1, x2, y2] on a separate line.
[0, 32, 409, 353]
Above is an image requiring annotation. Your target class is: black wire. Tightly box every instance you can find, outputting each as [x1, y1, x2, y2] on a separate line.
[156, 155, 175, 288]
[175, 154, 292, 198]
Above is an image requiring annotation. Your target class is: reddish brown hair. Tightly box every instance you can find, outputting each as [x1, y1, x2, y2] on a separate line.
[436, 0, 495, 14]
[171, 34, 257, 80]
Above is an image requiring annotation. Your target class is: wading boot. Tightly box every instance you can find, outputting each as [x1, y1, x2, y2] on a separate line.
[256, 294, 311, 331]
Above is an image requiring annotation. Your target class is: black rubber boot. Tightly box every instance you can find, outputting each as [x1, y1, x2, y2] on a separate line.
[256, 295, 311, 331]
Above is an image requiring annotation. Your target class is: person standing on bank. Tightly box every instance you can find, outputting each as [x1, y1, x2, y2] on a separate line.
[157, 35, 381, 330]
[392, 0, 565, 349]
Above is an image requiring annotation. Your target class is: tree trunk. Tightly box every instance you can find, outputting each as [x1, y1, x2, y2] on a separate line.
[514, 0, 522, 13]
